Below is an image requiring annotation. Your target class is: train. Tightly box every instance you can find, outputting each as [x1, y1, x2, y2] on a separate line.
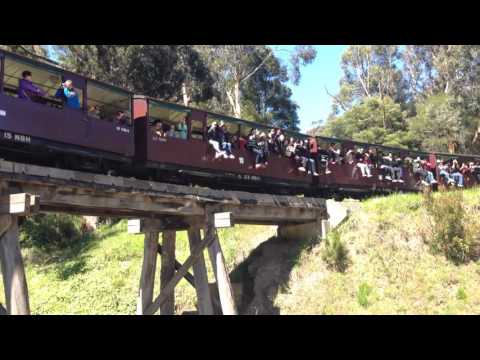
[1, 49, 479, 200]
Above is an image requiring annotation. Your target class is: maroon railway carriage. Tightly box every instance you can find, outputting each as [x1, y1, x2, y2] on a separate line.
[132, 96, 315, 194]
[1, 49, 479, 199]
[0, 50, 134, 172]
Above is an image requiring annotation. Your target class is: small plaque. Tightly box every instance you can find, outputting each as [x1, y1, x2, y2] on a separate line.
[214, 212, 233, 228]
[127, 219, 142, 234]
[239, 157, 244, 165]
[0, 110, 6, 117]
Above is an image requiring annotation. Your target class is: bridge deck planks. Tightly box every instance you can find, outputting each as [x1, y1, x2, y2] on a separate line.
[0, 160, 327, 225]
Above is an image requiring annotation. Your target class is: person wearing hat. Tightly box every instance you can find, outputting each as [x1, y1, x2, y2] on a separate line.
[218, 121, 235, 159]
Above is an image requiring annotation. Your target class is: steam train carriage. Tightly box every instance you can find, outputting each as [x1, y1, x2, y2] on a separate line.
[1, 49, 479, 199]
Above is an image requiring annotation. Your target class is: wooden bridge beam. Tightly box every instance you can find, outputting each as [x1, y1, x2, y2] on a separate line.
[205, 207, 238, 315]
[136, 220, 159, 315]
[187, 227, 214, 315]
[0, 215, 30, 315]
[160, 230, 176, 315]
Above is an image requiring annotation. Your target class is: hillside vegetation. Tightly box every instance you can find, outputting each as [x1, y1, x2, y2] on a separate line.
[0, 221, 275, 315]
[2, 188, 480, 315]
[275, 188, 480, 314]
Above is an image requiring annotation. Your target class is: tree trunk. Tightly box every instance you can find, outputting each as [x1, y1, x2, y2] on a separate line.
[233, 80, 241, 118]
[182, 82, 190, 107]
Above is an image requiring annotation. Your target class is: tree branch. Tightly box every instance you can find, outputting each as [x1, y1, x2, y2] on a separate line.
[325, 86, 348, 112]
[240, 49, 274, 83]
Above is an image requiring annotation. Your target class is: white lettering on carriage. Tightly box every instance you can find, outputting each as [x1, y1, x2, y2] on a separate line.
[0, 110, 6, 116]
[3, 132, 12, 140]
[13, 134, 31, 143]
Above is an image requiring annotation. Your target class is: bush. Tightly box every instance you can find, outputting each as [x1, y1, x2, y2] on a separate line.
[321, 230, 350, 272]
[423, 190, 479, 264]
[20, 214, 90, 252]
[357, 283, 372, 308]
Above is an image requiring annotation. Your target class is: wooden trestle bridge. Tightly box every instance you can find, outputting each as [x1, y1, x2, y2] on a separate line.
[0, 159, 328, 315]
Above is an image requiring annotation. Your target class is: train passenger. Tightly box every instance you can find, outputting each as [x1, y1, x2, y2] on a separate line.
[451, 159, 464, 187]
[246, 132, 264, 169]
[307, 138, 319, 176]
[318, 146, 331, 175]
[438, 161, 455, 186]
[345, 148, 355, 165]
[258, 132, 269, 165]
[18, 70, 47, 101]
[368, 148, 378, 168]
[413, 157, 437, 186]
[392, 156, 404, 183]
[471, 161, 480, 182]
[285, 138, 296, 158]
[153, 121, 165, 137]
[327, 143, 341, 164]
[355, 148, 372, 178]
[88, 105, 101, 119]
[207, 122, 227, 159]
[176, 117, 188, 139]
[294, 139, 308, 172]
[218, 122, 235, 159]
[115, 110, 128, 126]
[276, 129, 286, 155]
[380, 153, 394, 181]
[62, 80, 81, 109]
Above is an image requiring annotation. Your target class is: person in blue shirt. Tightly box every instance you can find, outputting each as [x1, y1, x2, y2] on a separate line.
[62, 80, 80, 109]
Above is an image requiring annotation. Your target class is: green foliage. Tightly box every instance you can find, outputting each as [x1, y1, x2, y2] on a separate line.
[357, 283, 373, 308]
[423, 191, 479, 264]
[321, 230, 350, 272]
[457, 287, 467, 301]
[321, 96, 410, 147]
[20, 214, 90, 253]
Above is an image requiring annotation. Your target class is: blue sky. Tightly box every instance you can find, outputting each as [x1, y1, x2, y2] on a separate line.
[270, 45, 347, 133]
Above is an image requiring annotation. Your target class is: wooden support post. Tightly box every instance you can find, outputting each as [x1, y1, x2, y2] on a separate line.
[205, 209, 238, 315]
[0, 215, 30, 315]
[187, 227, 214, 315]
[136, 226, 159, 315]
[160, 230, 176, 315]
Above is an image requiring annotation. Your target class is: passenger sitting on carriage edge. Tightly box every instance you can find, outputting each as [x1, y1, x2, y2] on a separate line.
[258, 132, 269, 165]
[438, 160, 455, 186]
[451, 159, 464, 187]
[327, 143, 341, 164]
[218, 122, 235, 159]
[392, 155, 404, 183]
[294, 140, 317, 175]
[355, 148, 372, 178]
[318, 146, 331, 175]
[18, 70, 47, 101]
[413, 157, 437, 186]
[308, 138, 320, 176]
[207, 122, 227, 159]
[246, 131, 265, 169]
[380, 153, 395, 181]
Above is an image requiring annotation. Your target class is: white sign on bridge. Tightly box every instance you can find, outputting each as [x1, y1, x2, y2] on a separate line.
[214, 212, 233, 228]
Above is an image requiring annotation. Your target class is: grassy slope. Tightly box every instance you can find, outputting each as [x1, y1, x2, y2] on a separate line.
[275, 188, 480, 314]
[0, 222, 276, 315]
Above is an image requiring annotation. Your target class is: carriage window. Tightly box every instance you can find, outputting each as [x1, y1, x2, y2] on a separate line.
[191, 120, 204, 140]
[87, 81, 131, 124]
[3, 55, 63, 107]
[148, 101, 189, 139]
